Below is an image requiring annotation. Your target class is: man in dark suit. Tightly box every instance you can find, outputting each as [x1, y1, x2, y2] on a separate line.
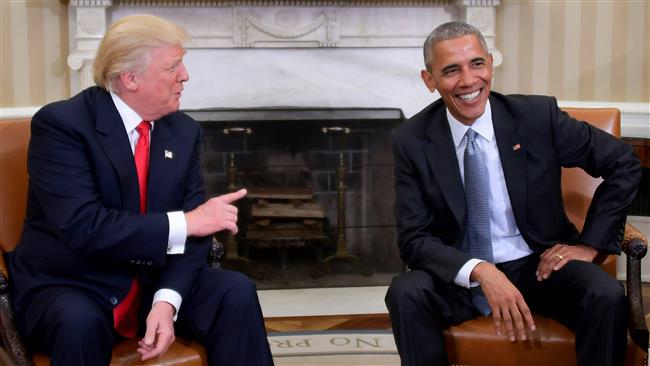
[385, 21, 641, 366]
[7, 14, 273, 366]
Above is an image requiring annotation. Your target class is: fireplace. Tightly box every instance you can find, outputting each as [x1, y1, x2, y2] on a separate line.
[186, 107, 404, 288]
[66, 0, 503, 287]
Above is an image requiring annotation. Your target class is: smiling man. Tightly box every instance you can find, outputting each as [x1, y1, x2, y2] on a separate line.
[7, 15, 273, 366]
[384, 22, 641, 366]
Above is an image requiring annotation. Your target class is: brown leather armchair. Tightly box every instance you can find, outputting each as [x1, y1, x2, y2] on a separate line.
[0, 118, 226, 366]
[443, 108, 649, 366]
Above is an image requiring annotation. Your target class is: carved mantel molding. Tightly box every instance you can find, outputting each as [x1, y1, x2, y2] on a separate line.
[66, 0, 501, 99]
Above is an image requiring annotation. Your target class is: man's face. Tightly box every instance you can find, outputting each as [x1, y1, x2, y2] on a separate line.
[134, 44, 189, 120]
[421, 34, 493, 126]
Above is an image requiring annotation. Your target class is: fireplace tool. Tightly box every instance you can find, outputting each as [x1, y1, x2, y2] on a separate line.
[219, 127, 261, 278]
[321, 126, 373, 276]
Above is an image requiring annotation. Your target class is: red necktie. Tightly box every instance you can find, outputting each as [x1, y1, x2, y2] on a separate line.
[114, 120, 150, 337]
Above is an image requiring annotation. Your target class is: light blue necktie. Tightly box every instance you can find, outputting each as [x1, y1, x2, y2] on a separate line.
[464, 128, 493, 315]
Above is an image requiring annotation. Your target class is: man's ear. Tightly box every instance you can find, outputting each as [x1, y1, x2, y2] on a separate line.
[420, 69, 437, 93]
[119, 72, 138, 92]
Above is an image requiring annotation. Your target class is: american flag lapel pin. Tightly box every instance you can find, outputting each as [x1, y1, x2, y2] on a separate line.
[164, 150, 173, 159]
[512, 143, 521, 151]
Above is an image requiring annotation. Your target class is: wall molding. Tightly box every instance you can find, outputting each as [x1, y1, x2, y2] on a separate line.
[558, 101, 650, 139]
[0, 107, 41, 120]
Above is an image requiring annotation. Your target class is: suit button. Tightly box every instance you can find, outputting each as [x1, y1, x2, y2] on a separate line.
[109, 296, 118, 305]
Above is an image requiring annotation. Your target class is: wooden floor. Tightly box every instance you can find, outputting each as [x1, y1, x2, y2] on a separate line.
[265, 313, 391, 332]
[265, 282, 650, 333]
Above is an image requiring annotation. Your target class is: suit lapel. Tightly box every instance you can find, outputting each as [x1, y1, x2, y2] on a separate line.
[147, 118, 174, 212]
[424, 108, 466, 227]
[95, 89, 140, 213]
[491, 97, 528, 229]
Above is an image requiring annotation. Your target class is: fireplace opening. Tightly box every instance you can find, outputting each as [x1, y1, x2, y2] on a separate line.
[186, 107, 404, 289]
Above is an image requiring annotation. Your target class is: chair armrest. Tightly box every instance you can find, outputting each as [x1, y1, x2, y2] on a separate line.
[622, 223, 649, 352]
[208, 238, 225, 270]
[0, 271, 32, 366]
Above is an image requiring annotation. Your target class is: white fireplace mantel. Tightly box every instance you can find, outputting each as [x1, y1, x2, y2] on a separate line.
[67, 0, 501, 117]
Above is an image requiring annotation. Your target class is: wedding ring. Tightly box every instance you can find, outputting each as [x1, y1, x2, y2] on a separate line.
[555, 253, 564, 260]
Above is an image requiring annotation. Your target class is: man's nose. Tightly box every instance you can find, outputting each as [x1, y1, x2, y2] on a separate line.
[458, 68, 475, 87]
[178, 62, 189, 82]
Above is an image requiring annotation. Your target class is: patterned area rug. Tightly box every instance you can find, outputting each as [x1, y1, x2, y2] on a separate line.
[269, 331, 399, 366]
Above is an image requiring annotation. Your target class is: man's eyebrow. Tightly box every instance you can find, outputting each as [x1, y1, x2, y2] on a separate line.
[440, 63, 459, 74]
[162, 58, 181, 68]
[440, 56, 486, 74]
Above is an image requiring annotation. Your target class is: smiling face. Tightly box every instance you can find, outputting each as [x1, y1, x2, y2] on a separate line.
[131, 44, 189, 120]
[421, 34, 493, 126]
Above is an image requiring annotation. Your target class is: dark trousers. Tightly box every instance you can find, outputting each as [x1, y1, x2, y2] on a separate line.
[385, 254, 627, 366]
[27, 268, 274, 366]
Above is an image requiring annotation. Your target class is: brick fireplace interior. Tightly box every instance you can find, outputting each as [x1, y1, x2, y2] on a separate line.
[186, 107, 405, 289]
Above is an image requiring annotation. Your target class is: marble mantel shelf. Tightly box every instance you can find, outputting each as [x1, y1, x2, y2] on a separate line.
[66, 0, 501, 115]
[70, 0, 460, 6]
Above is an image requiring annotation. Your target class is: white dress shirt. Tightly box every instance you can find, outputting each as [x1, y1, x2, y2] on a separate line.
[111, 92, 186, 316]
[448, 101, 534, 289]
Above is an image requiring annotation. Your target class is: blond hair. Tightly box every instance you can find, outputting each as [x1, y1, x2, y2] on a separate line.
[93, 14, 189, 92]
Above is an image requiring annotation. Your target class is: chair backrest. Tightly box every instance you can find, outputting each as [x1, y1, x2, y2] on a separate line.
[0, 110, 623, 266]
[560, 108, 620, 277]
[559, 108, 620, 231]
[0, 119, 30, 255]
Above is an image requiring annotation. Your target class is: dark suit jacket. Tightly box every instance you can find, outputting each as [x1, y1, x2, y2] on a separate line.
[392, 92, 641, 284]
[7, 86, 211, 336]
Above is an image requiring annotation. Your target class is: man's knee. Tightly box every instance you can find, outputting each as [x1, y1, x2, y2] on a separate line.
[52, 307, 112, 341]
[385, 271, 432, 311]
[220, 270, 259, 306]
[587, 278, 626, 313]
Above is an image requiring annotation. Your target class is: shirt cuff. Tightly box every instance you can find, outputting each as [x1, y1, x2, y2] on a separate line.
[166, 211, 186, 254]
[453, 259, 485, 289]
[153, 289, 182, 321]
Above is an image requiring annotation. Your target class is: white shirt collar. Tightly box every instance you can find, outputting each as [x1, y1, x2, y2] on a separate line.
[109, 91, 152, 132]
[447, 100, 494, 148]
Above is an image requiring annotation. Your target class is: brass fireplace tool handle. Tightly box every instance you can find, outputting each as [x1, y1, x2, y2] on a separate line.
[219, 127, 258, 278]
[320, 126, 372, 277]
[322, 126, 350, 135]
[223, 127, 253, 135]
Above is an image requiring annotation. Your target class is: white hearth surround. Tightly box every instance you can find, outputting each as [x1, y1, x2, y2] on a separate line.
[66, 0, 502, 118]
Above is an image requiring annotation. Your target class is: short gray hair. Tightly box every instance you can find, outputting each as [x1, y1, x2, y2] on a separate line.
[423, 22, 488, 71]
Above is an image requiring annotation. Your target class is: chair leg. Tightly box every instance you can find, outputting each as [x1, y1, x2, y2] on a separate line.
[622, 228, 649, 356]
[0, 274, 34, 366]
